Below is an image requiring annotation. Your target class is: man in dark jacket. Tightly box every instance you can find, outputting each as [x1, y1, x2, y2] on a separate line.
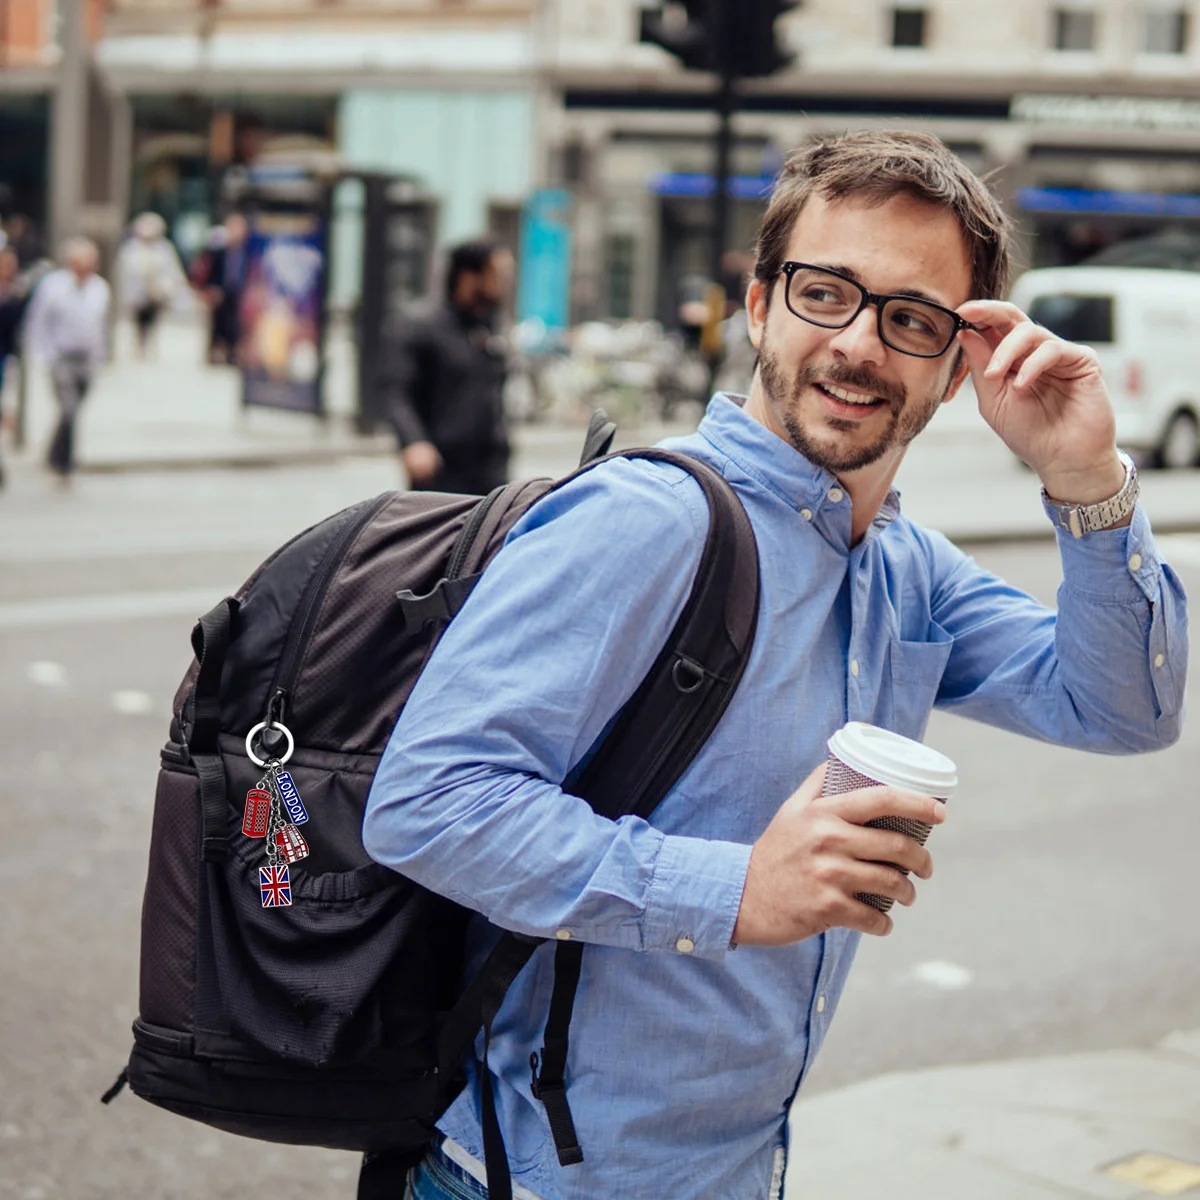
[380, 238, 515, 494]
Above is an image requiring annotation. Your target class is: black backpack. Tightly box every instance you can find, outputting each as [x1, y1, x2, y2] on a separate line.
[103, 414, 760, 1200]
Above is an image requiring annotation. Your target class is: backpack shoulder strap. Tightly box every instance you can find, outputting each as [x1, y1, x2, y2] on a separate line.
[568, 447, 760, 821]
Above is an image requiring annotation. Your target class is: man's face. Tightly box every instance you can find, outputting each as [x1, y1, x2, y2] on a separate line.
[478, 249, 515, 310]
[225, 214, 248, 245]
[67, 246, 97, 280]
[745, 191, 973, 478]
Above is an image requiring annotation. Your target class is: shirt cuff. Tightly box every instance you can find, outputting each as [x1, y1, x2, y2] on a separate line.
[642, 834, 751, 960]
[1053, 503, 1160, 605]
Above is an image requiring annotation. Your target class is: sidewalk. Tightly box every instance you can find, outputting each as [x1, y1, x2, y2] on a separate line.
[8, 314, 1200, 543]
[786, 1029, 1200, 1199]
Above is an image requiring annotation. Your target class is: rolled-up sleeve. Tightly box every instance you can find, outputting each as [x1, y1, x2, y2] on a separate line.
[930, 503, 1187, 752]
[362, 458, 751, 960]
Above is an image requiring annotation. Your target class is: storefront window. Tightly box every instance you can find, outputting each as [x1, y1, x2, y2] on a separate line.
[1143, 8, 1188, 53]
[891, 8, 927, 48]
[1053, 8, 1097, 50]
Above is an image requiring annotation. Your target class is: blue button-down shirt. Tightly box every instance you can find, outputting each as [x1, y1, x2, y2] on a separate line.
[364, 395, 1187, 1200]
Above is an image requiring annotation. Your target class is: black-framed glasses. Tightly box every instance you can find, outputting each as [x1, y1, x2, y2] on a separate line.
[778, 261, 975, 359]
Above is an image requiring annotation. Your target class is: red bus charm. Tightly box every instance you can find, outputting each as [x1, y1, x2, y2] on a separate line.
[274, 824, 310, 864]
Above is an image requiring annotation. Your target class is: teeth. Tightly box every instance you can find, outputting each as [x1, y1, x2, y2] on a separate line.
[824, 383, 878, 405]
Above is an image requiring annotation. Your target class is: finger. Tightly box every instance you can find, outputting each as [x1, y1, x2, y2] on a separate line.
[846, 899, 894, 938]
[1012, 338, 1083, 389]
[853, 829, 936, 880]
[956, 298, 1033, 334]
[825, 786, 946, 830]
[849, 860, 919, 908]
[780, 759, 830, 813]
[983, 321, 1048, 382]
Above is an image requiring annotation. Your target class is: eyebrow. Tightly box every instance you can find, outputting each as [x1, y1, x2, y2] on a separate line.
[812, 262, 951, 309]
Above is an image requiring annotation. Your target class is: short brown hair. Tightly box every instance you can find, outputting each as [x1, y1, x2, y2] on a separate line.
[754, 130, 1013, 303]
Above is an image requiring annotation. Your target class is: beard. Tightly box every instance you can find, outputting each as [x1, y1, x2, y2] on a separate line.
[757, 330, 948, 474]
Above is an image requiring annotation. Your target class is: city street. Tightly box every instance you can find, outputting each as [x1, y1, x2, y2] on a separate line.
[1, 434, 1199, 1197]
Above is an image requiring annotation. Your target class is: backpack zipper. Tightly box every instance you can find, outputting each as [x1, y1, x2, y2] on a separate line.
[262, 492, 393, 726]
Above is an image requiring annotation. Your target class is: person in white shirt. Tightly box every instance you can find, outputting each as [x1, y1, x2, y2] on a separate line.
[25, 237, 111, 478]
[116, 212, 186, 360]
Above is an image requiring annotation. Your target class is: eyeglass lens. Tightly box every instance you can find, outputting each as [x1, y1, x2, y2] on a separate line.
[786, 266, 957, 357]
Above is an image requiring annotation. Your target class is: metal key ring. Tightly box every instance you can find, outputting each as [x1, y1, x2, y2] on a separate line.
[245, 720, 295, 767]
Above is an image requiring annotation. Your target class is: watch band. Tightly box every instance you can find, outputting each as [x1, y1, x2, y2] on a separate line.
[1042, 452, 1139, 539]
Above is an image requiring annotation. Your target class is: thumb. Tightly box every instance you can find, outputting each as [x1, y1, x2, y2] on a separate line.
[787, 758, 829, 810]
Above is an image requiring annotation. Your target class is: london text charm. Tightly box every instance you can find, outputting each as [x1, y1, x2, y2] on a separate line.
[274, 823, 310, 865]
[272, 769, 309, 825]
[259, 863, 292, 908]
[242, 788, 271, 838]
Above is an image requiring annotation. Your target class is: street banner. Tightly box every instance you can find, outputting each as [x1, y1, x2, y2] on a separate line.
[518, 189, 572, 331]
[239, 212, 326, 414]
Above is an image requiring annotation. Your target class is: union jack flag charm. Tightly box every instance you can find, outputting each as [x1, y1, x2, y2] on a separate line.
[259, 863, 292, 908]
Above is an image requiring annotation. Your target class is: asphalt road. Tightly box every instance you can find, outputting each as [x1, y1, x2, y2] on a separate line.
[1, 450, 1197, 1198]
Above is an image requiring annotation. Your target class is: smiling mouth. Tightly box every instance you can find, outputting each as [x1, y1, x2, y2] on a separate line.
[815, 381, 888, 409]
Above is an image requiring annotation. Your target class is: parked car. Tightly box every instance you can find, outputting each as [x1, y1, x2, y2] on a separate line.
[1009, 265, 1200, 468]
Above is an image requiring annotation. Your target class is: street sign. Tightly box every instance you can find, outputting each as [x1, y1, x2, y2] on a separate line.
[518, 189, 572, 330]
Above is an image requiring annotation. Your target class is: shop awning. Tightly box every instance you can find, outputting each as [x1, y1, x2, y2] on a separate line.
[1017, 186, 1200, 219]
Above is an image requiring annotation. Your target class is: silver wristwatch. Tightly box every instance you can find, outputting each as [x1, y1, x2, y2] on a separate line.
[1042, 452, 1139, 539]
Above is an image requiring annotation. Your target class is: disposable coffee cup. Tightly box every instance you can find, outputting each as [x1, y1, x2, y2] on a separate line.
[823, 722, 958, 914]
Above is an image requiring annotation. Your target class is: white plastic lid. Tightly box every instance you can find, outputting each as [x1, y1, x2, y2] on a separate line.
[827, 722, 958, 799]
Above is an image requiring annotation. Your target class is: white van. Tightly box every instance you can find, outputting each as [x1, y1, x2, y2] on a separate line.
[1008, 266, 1200, 468]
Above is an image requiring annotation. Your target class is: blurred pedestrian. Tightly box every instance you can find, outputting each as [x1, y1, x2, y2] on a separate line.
[0, 247, 29, 488]
[379, 238, 515, 494]
[24, 237, 110, 481]
[3, 214, 42, 269]
[117, 212, 187, 360]
[190, 212, 249, 364]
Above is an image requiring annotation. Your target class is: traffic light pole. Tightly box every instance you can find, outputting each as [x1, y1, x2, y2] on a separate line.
[710, 62, 735, 289]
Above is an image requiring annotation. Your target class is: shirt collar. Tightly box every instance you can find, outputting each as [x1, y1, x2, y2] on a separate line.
[700, 392, 897, 508]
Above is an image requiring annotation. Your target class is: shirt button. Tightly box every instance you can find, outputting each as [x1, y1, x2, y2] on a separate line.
[816, 994, 826, 1014]
[800, 508, 813, 521]
[828, 487, 844, 503]
[849, 659, 860, 677]
[1129, 553, 1143, 572]
[1154, 653, 1165, 668]
[675, 936, 695, 954]
[555, 928, 572, 941]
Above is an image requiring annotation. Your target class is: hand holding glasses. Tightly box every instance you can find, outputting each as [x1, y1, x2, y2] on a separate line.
[778, 262, 977, 359]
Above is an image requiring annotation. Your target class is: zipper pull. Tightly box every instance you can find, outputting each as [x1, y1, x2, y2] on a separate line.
[258, 689, 290, 760]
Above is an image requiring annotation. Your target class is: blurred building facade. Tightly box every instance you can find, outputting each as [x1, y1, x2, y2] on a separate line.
[28, 0, 1200, 320]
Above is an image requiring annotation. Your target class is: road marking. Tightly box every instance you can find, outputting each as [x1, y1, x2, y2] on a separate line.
[26, 661, 67, 686]
[0, 588, 221, 630]
[910, 960, 974, 990]
[1103, 1152, 1200, 1195]
[111, 690, 154, 715]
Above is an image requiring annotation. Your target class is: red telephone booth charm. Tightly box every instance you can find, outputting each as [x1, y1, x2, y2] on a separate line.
[242, 789, 271, 838]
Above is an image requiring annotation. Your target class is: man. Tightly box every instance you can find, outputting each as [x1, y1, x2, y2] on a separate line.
[363, 132, 1187, 1200]
[191, 212, 248, 364]
[380, 238, 515, 494]
[117, 211, 186, 361]
[25, 237, 110, 480]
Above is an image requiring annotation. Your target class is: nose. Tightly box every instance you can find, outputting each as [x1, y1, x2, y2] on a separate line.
[826, 303, 886, 365]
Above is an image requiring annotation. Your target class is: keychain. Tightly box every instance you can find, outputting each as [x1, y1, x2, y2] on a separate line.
[245, 720, 312, 908]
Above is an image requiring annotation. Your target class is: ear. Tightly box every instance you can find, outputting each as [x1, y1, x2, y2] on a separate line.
[940, 348, 971, 404]
[746, 275, 770, 350]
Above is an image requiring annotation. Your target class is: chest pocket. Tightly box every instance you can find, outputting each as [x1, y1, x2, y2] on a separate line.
[888, 623, 953, 740]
